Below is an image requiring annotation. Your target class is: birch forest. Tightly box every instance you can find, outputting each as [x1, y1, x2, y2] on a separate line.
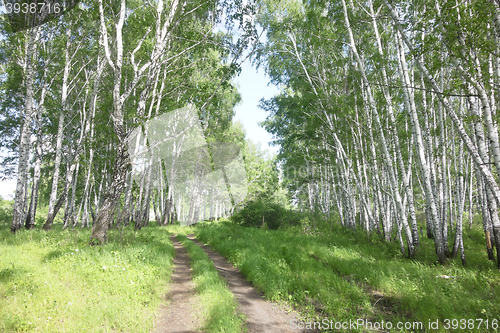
[1, 0, 259, 240]
[256, 0, 500, 269]
[2, 0, 500, 271]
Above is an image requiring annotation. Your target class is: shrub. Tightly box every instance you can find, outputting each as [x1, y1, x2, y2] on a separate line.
[231, 199, 305, 230]
[0, 198, 13, 225]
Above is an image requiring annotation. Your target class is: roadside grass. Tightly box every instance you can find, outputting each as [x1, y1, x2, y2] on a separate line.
[175, 233, 245, 333]
[196, 219, 500, 332]
[0, 198, 13, 225]
[0, 224, 174, 333]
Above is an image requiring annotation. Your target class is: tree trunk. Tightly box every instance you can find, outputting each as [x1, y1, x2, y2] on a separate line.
[394, 30, 443, 262]
[452, 99, 466, 263]
[370, 4, 419, 249]
[341, 0, 414, 256]
[89, 140, 129, 244]
[44, 28, 73, 229]
[89, 0, 129, 244]
[63, 160, 80, 229]
[437, 85, 451, 257]
[12, 27, 39, 233]
[468, 158, 474, 230]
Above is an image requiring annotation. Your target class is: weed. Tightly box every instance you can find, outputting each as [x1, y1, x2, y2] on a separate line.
[195, 220, 500, 332]
[0, 224, 174, 333]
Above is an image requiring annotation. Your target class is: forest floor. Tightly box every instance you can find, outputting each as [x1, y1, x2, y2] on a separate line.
[154, 233, 309, 332]
[1, 219, 500, 332]
[193, 220, 500, 332]
[186, 234, 309, 333]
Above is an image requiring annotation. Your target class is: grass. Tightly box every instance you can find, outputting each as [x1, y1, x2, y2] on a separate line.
[0, 214, 241, 333]
[175, 233, 245, 333]
[195, 219, 500, 332]
[2, 203, 499, 332]
[0, 224, 174, 333]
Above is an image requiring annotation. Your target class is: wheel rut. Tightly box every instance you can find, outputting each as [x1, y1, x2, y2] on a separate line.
[154, 235, 203, 333]
[186, 234, 312, 333]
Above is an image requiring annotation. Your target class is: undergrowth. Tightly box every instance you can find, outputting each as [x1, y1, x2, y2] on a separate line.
[196, 219, 500, 332]
[0, 224, 174, 332]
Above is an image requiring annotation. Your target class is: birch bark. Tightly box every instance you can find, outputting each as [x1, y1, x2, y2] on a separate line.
[90, 0, 129, 244]
[370, 2, 419, 247]
[45, 28, 72, 228]
[452, 100, 466, 264]
[11, 27, 39, 233]
[25, 56, 50, 229]
[341, 0, 414, 256]
[469, 90, 497, 261]
[394, 29, 443, 261]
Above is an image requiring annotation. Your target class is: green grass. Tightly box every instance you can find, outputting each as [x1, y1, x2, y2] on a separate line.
[2, 205, 498, 332]
[0, 224, 174, 332]
[175, 233, 245, 333]
[195, 219, 500, 332]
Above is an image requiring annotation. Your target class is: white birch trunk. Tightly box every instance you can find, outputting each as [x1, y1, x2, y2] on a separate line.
[341, 0, 414, 255]
[452, 99, 466, 264]
[45, 28, 72, 228]
[469, 90, 498, 261]
[370, 3, 419, 247]
[394, 29, 444, 261]
[25, 56, 50, 229]
[12, 27, 40, 233]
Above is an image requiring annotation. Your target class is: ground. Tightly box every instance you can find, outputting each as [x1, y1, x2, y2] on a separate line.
[154, 236, 202, 333]
[154, 234, 312, 333]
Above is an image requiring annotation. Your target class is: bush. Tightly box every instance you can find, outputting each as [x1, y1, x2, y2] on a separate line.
[231, 199, 304, 229]
[0, 198, 13, 225]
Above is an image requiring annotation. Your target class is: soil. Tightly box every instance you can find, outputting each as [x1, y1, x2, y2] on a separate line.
[154, 236, 203, 333]
[187, 235, 311, 333]
[154, 234, 313, 333]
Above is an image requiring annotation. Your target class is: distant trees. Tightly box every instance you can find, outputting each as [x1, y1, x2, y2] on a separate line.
[1, 0, 257, 243]
[258, 0, 500, 267]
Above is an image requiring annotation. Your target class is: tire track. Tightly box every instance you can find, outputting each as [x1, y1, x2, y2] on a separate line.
[187, 234, 313, 333]
[154, 235, 202, 333]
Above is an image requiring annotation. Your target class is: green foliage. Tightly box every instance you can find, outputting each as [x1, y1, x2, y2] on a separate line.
[0, 224, 174, 332]
[196, 221, 500, 331]
[242, 139, 281, 202]
[176, 234, 245, 333]
[231, 199, 305, 230]
[0, 198, 13, 226]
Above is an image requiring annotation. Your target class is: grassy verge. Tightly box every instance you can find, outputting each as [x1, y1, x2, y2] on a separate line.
[175, 233, 245, 333]
[196, 220, 500, 332]
[0, 224, 174, 333]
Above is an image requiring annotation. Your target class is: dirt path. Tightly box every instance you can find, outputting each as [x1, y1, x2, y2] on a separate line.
[154, 236, 203, 333]
[187, 234, 311, 333]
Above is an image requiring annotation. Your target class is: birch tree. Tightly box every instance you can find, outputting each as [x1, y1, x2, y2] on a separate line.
[11, 27, 40, 233]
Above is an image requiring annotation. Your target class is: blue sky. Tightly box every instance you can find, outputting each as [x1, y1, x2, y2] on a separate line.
[233, 60, 280, 157]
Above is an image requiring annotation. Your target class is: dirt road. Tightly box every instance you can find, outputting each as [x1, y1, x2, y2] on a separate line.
[154, 234, 312, 333]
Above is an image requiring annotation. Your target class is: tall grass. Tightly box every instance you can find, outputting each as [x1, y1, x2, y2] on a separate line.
[196, 220, 500, 332]
[0, 224, 174, 332]
[0, 198, 13, 226]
